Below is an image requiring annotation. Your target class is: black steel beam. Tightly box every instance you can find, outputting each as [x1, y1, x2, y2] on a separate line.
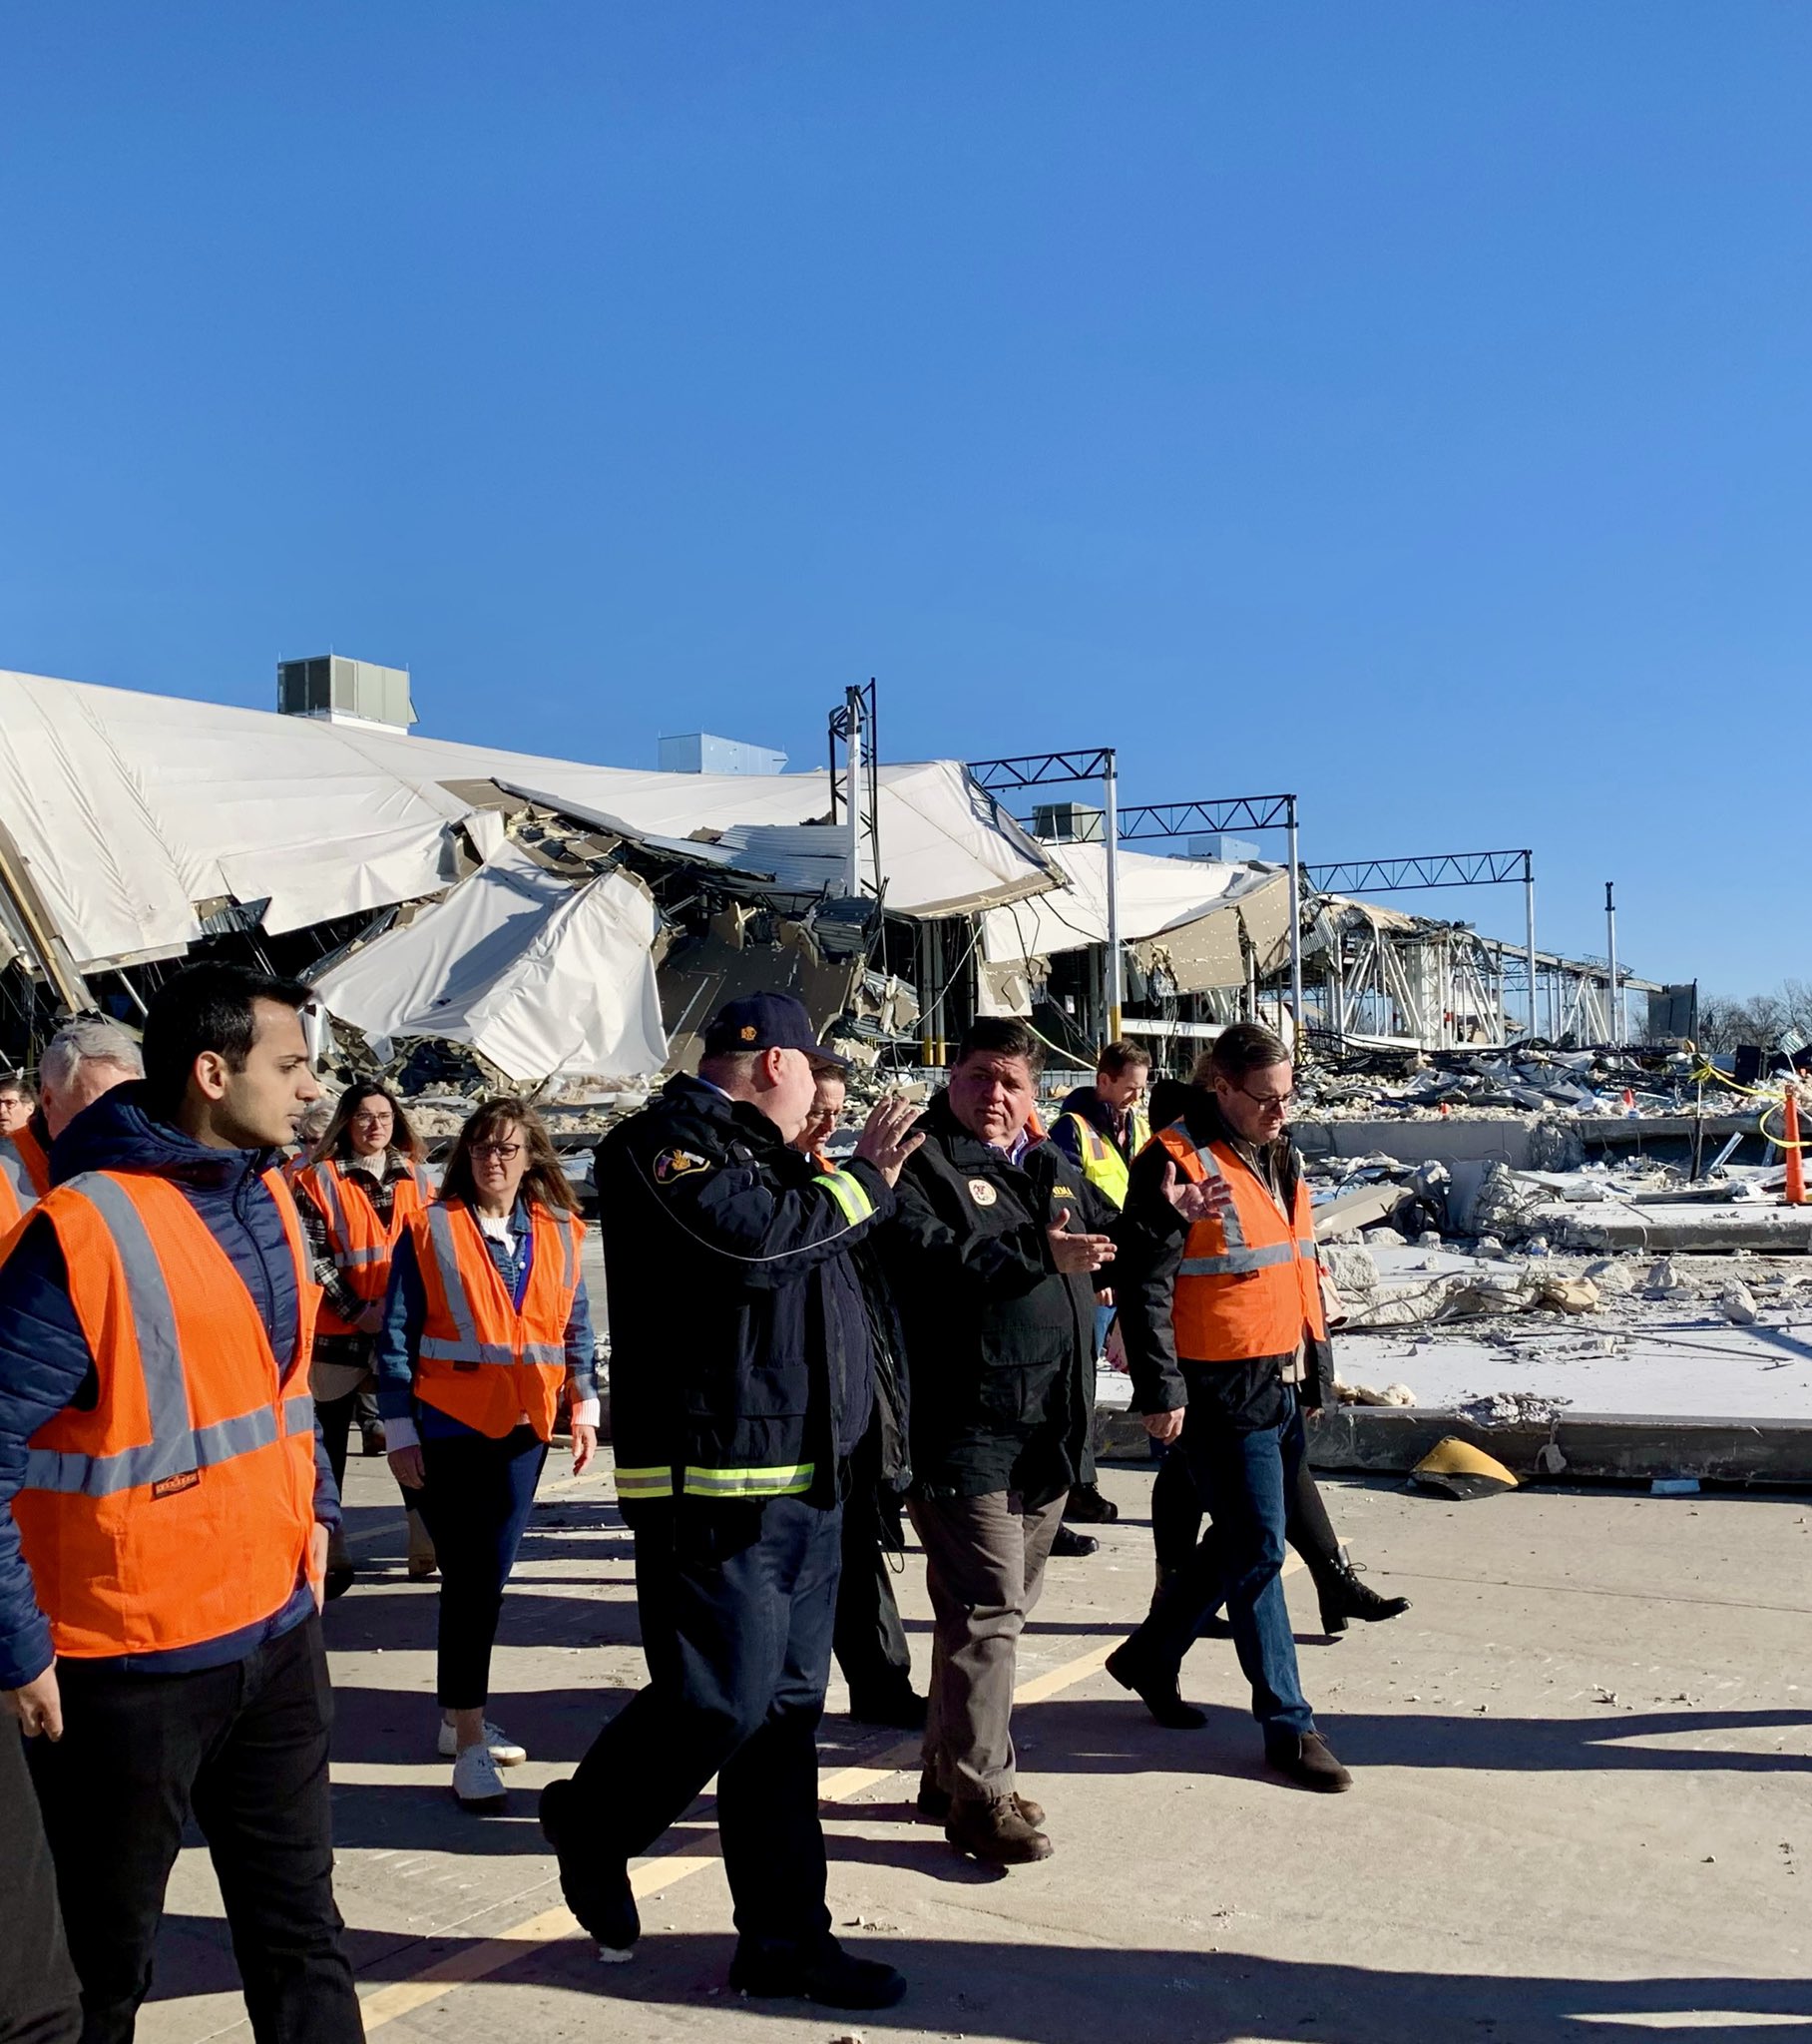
[1115, 793, 1295, 840]
[1300, 848, 1532, 894]
[967, 750, 1115, 791]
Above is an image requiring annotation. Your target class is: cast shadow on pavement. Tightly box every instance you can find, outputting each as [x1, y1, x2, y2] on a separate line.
[1011, 1696, 1812, 1781]
[147, 1919, 1812, 2042]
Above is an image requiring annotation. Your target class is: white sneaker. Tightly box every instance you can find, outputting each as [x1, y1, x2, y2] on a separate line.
[452, 1744, 507, 1812]
[437, 1717, 528, 1766]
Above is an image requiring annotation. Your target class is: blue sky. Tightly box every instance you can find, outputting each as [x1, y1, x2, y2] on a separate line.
[2, 5, 1806, 994]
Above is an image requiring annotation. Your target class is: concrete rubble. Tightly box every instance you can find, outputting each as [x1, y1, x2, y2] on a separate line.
[1304, 1109, 1812, 1445]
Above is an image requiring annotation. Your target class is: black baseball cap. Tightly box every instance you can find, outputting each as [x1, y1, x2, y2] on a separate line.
[702, 993, 850, 1068]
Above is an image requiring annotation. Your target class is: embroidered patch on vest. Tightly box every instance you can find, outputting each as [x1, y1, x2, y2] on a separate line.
[654, 1148, 711, 1185]
[1051, 1184, 1077, 1198]
[967, 1178, 998, 1207]
[151, 1470, 200, 1500]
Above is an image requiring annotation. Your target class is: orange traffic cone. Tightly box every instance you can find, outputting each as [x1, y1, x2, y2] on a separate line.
[1785, 1086, 1806, 1207]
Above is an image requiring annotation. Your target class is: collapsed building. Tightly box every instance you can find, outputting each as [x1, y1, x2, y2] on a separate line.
[2, 659, 1800, 1482]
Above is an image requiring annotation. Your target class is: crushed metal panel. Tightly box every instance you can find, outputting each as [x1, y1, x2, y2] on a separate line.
[659, 905, 860, 1074]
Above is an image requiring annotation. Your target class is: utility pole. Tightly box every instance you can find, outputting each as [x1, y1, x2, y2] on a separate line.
[1604, 880, 1619, 1048]
[1102, 751, 1123, 1040]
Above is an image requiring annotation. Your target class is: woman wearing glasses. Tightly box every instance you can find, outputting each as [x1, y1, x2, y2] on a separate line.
[376, 1098, 600, 1811]
[293, 1083, 437, 1595]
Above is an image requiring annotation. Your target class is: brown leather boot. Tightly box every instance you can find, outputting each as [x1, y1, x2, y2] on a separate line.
[945, 1791, 1054, 1864]
[917, 1771, 1045, 1827]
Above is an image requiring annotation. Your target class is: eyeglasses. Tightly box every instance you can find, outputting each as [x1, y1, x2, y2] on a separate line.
[471, 1142, 522, 1161]
[1234, 1081, 1294, 1110]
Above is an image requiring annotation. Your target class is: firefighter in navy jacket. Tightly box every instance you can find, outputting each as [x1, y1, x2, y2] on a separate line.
[542, 995, 923, 2015]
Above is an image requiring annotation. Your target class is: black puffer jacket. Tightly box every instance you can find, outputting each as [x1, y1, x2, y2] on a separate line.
[596, 1074, 891, 1517]
[882, 1094, 1108, 1509]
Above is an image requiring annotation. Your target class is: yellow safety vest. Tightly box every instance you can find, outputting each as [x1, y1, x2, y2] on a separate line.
[1058, 1108, 1149, 1212]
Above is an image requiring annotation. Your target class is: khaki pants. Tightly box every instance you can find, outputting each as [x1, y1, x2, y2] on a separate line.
[908, 1488, 1067, 1801]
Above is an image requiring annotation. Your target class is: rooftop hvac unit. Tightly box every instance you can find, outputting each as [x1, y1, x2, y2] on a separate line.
[1031, 801, 1104, 843]
[276, 656, 415, 734]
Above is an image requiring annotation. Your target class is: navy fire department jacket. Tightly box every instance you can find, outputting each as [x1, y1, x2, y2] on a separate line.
[595, 1072, 893, 1517]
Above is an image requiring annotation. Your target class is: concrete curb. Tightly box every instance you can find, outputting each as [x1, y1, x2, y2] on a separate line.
[1096, 1403, 1812, 1484]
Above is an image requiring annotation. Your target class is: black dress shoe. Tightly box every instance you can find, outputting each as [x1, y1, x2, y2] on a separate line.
[1264, 1730, 1353, 1792]
[728, 1933, 907, 2009]
[847, 1688, 928, 1730]
[1050, 1525, 1099, 1559]
[1105, 1643, 1207, 1730]
[1310, 1556, 1411, 1634]
[1063, 1482, 1120, 1524]
[540, 1780, 639, 1954]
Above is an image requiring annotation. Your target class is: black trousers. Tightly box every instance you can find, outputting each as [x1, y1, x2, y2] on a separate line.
[414, 1425, 547, 1708]
[569, 1494, 842, 1950]
[1151, 1431, 1341, 1577]
[0, 1721, 79, 2044]
[830, 1428, 913, 1704]
[26, 1617, 362, 2044]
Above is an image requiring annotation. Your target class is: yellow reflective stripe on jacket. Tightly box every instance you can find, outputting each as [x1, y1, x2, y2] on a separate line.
[615, 1465, 676, 1500]
[681, 1462, 816, 1498]
[812, 1169, 873, 1228]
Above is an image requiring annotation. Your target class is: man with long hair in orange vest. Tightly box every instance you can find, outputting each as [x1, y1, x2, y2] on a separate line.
[1105, 1021, 1354, 1793]
[0, 962, 363, 2042]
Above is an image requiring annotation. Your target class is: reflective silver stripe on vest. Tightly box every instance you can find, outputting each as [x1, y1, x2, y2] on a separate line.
[314, 1167, 387, 1269]
[425, 1205, 483, 1348]
[1165, 1125, 1250, 1252]
[1178, 1242, 1297, 1276]
[0, 1141, 38, 1214]
[20, 1173, 302, 1500]
[417, 1336, 565, 1368]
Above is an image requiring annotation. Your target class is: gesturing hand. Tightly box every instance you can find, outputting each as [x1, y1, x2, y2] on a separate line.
[1048, 1208, 1116, 1276]
[1160, 1161, 1233, 1226]
[852, 1096, 927, 1188]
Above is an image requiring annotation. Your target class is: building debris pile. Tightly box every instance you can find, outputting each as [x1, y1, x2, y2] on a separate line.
[1309, 1124, 1812, 1424]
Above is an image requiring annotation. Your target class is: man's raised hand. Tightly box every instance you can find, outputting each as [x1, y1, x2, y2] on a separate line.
[851, 1095, 926, 1188]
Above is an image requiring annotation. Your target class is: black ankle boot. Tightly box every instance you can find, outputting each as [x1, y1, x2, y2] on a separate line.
[1312, 1554, 1410, 1633]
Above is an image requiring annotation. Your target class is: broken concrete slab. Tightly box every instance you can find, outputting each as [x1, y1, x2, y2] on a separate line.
[1552, 1202, 1812, 1256]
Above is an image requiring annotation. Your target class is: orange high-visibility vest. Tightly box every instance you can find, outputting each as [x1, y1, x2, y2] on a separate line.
[295, 1156, 433, 1336]
[0, 1123, 51, 1234]
[1154, 1122, 1326, 1362]
[12, 1168, 321, 1661]
[406, 1199, 586, 1440]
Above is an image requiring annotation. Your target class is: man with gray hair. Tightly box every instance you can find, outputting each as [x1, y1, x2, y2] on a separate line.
[0, 1018, 144, 1232]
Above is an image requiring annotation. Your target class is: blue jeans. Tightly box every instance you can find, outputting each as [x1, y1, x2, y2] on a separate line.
[1127, 1388, 1314, 1740]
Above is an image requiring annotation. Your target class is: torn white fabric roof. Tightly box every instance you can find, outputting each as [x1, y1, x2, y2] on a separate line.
[310, 843, 667, 1084]
[461, 757, 1056, 918]
[0, 670, 465, 965]
[0, 670, 1057, 966]
[979, 841, 1287, 963]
